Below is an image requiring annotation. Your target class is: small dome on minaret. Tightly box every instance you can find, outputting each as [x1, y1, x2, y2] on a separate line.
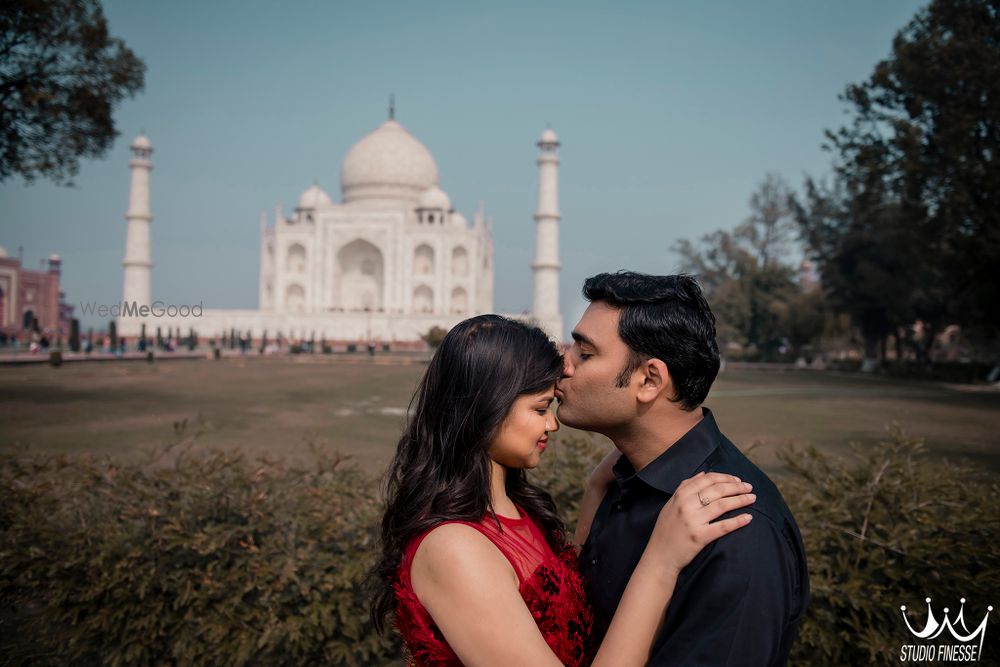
[538, 128, 559, 146]
[130, 133, 153, 161]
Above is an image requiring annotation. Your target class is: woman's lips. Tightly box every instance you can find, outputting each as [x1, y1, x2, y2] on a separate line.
[536, 437, 548, 451]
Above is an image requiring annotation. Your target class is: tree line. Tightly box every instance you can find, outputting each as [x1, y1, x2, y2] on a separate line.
[676, 0, 999, 370]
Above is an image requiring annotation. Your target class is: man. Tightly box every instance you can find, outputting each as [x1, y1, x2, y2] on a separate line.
[556, 271, 809, 666]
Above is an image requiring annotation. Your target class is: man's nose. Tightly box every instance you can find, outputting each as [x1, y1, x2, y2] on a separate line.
[561, 354, 574, 378]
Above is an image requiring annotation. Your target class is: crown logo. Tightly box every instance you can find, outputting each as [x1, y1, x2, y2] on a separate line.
[901, 598, 993, 655]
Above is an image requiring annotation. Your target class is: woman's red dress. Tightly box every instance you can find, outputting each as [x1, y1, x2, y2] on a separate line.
[394, 507, 595, 666]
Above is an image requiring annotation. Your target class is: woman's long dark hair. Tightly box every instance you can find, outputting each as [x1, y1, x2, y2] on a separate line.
[369, 314, 567, 633]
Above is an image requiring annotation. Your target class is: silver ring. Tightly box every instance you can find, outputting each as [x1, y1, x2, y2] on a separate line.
[698, 493, 711, 507]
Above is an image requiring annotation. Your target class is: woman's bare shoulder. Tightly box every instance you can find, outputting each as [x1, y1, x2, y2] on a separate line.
[411, 523, 517, 593]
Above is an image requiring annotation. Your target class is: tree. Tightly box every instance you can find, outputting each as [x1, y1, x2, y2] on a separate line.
[421, 325, 448, 349]
[675, 174, 800, 356]
[775, 289, 827, 360]
[793, 176, 920, 363]
[0, 0, 145, 184]
[823, 0, 1000, 345]
[734, 173, 798, 347]
[739, 173, 797, 269]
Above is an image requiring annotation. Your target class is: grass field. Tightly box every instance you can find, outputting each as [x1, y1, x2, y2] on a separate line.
[1, 355, 998, 473]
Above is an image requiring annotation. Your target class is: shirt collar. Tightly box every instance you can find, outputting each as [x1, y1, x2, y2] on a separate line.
[611, 407, 722, 495]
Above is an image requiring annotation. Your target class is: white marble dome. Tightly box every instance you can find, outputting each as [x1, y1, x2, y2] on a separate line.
[450, 211, 468, 228]
[340, 119, 439, 204]
[419, 184, 451, 211]
[132, 134, 151, 150]
[297, 183, 333, 209]
[539, 128, 559, 145]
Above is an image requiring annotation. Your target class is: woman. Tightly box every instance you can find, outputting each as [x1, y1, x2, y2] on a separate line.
[370, 315, 754, 666]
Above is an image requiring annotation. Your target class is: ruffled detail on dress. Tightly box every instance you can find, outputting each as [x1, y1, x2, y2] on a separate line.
[519, 547, 596, 667]
[394, 572, 461, 666]
[394, 546, 595, 666]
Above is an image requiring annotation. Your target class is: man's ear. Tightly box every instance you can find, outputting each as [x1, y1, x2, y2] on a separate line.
[635, 358, 674, 404]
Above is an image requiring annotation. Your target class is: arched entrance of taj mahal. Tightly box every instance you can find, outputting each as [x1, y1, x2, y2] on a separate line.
[335, 239, 384, 311]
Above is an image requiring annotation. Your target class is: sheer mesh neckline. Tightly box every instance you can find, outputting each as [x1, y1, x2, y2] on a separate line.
[402, 505, 550, 585]
[493, 505, 530, 525]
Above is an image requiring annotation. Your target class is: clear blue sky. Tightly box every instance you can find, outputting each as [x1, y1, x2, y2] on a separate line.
[1, 0, 925, 334]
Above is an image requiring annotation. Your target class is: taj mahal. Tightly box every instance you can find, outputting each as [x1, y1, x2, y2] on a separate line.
[117, 108, 564, 344]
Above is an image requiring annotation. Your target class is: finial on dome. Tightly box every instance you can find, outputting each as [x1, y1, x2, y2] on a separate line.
[389, 94, 395, 120]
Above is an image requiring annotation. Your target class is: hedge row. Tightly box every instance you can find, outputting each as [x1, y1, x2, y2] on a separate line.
[772, 427, 1000, 664]
[0, 440, 398, 667]
[2, 427, 997, 666]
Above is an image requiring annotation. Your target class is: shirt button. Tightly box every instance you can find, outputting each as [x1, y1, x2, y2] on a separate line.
[615, 502, 623, 511]
[591, 558, 597, 566]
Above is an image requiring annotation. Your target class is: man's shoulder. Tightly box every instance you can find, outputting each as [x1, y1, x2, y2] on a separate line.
[697, 432, 808, 577]
[703, 433, 793, 524]
[689, 496, 805, 593]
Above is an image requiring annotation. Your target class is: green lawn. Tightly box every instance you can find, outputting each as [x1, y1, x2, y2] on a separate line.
[1, 356, 998, 473]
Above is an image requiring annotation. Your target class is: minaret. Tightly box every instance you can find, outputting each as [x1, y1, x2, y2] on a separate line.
[531, 127, 563, 341]
[121, 133, 153, 323]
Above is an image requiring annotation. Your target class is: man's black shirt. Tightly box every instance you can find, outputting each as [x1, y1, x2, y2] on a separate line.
[579, 408, 809, 666]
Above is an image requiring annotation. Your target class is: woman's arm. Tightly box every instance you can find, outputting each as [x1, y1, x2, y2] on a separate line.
[589, 472, 754, 665]
[411, 472, 753, 667]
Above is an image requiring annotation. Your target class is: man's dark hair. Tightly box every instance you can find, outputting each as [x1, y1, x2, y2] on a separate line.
[582, 271, 720, 411]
